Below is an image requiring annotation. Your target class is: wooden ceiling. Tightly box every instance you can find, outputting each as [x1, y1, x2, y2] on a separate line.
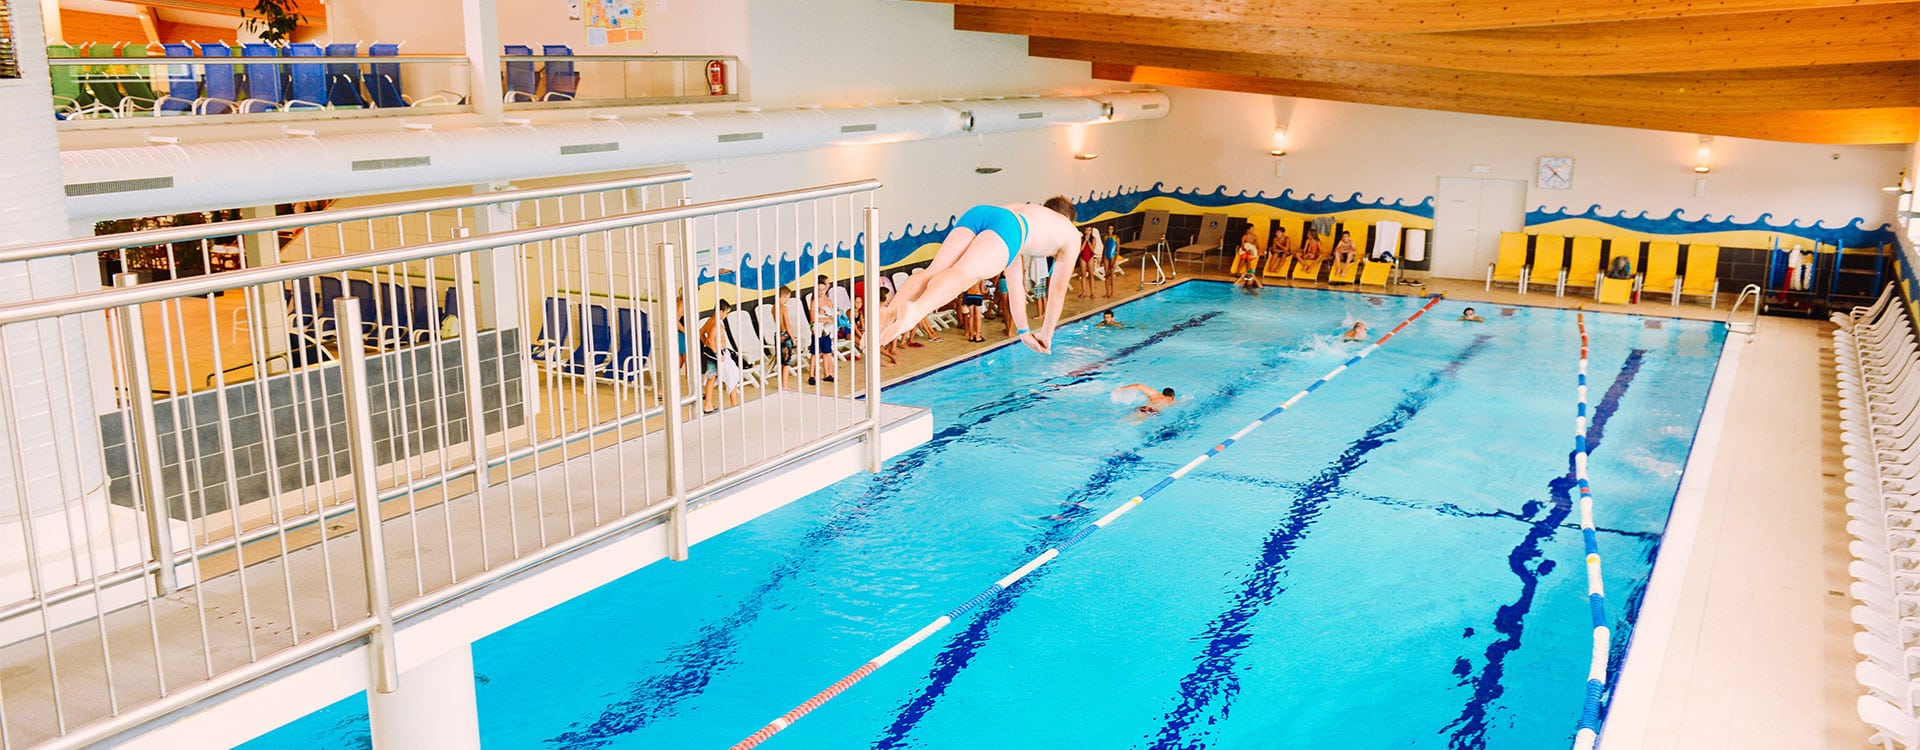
[923, 1, 1920, 144]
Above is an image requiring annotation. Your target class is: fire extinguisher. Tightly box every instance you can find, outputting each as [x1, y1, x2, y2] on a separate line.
[706, 60, 726, 96]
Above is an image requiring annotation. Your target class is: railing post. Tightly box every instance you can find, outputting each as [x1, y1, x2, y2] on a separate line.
[337, 298, 400, 693]
[454, 253, 490, 489]
[656, 241, 691, 562]
[114, 273, 177, 596]
[863, 206, 884, 472]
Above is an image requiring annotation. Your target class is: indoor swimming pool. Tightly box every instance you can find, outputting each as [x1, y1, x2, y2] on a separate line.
[246, 281, 1727, 749]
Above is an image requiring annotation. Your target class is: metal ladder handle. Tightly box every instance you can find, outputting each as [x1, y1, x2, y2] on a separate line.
[1727, 283, 1762, 337]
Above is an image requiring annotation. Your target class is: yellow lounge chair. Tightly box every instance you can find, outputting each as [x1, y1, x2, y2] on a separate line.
[1292, 257, 1325, 283]
[1264, 254, 1294, 279]
[1486, 232, 1527, 291]
[1358, 259, 1393, 289]
[1679, 244, 1720, 308]
[1529, 235, 1566, 296]
[1643, 241, 1681, 305]
[1562, 237, 1603, 297]
[1599, 241, 1637, 304]
[1328, 257, 1359, 284]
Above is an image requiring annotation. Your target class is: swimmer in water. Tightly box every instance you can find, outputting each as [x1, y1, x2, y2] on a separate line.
[1341, 321, 1370, 341]
[1113, 383, 1177, 413]
[1096, 310, 1125, 329]
[1459, 307, 1485, 322]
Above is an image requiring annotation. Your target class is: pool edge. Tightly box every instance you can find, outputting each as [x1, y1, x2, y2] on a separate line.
[1595, 327, 1748, 749]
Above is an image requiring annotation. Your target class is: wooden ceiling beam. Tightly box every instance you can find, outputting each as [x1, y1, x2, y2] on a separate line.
[957, 5, 1920, 76]
[1091, 64, 1920, 144]
[930, 0, 1915, 33]
[1033, 38, 1920, 113]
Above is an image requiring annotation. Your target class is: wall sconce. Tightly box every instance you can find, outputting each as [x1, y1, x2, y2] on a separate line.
[1269, 126, 1289, 157]
[1884, 169, 1912, 194]
[1073, 153, 1099, 161]
[1692, 135, 1713, 173]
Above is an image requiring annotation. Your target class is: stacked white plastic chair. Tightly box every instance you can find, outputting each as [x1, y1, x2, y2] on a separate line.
[1836, 283, 1920, 749]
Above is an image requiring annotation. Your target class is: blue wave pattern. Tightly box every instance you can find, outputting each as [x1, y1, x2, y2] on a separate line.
[1146, 334, 1494, 750]
[1525, 205, 1897, 247]
[1441, 348, 1645, 749]
[1076, 183, 1437, 222]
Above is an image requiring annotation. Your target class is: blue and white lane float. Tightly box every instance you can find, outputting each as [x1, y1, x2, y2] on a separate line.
[728, 294, 1446, 750]
[1573, 314, 1611, 750]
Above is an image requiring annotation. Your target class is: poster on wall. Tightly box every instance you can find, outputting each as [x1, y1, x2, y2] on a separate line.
[0, 0, 19, 79]
[583, 0, 644, 47]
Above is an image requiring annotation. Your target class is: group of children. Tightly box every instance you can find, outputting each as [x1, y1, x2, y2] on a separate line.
[1233, 223, 1363, 295]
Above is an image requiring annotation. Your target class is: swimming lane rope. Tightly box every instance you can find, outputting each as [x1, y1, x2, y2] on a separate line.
[727, 294, 1446, 750]
[1572, 314, 1610, 750]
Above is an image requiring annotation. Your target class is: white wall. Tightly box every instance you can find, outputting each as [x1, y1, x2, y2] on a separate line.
[1147, 88, 1908, 232]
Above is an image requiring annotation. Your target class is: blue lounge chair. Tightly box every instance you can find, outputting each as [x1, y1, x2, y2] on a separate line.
[194, 42, 239, 115]
[407, 285, 441, 340]
[540, 44, 578, 101]
[239, 42, 284, 113]
[326, 42, 368, 107]
[532, 296, 571, 362]
[284, 43, 327, 109]
[614, 308, 654, 386]
[158, 43, 198, 115]
[503, 44, 537, 103]
[562, 304, 614, 377]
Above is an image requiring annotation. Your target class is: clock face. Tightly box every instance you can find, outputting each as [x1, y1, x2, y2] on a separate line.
[1538, 157, 1574, 190]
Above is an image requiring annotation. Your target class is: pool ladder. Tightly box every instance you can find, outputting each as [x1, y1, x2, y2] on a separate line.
[1139, 239, 1170, 288]
[1727, 283, 1762, 338]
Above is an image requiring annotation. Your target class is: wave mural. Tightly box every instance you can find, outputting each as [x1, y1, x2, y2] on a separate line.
[1078, 183, 1435, 225]
[1525, 205, 1899, 249]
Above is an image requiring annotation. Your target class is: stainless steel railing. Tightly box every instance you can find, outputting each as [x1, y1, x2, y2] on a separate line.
[0, 177, 885, 748]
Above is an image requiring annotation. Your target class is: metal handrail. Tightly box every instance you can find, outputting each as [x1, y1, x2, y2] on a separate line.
[1727, 283, 1762, 337]
[0, 179, 878, 325]
[0, 170, 691, 265]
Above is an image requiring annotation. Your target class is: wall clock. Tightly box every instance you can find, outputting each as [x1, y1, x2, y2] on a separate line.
[1538, 156, 1573, 190]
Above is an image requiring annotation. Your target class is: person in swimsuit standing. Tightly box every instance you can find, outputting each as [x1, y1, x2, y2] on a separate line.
[1102, 224, 1120, 298]
[878, 197, 1082, 354]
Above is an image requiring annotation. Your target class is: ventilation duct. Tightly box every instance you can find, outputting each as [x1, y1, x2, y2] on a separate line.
[59, 92, 1171, 220]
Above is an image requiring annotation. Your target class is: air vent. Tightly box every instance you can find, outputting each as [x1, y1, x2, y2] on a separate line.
[351, 156, 431, 171]
[65, 176, 175, 197]
[717, 132, 765, 143]
[1142, 103, 1163, 110]
[1016, 112, 1043, 120]
[560, 142, 620, 155]
[838, 123, 878, 134]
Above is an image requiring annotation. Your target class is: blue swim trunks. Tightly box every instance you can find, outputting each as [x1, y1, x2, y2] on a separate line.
[956, 205, 1030, 265]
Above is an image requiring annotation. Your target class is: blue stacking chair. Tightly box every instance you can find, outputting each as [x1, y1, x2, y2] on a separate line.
[288, 278, 327, 340]
[532, 296, 571, 362]
[326, 42, 368, 107]
[540, 44, 578, 101]
[379, 282, 419, 346]
[240, 42, 284, 112]
[194, 41, 238, 114]
[284, 43, 327, 108]
[366, 42, 402, 107]
[341, 279, 381, 344]
[503, 45, 537, 102]
[614, 308, 654, 386]
[441, 286, 459, 321]
[158, 43, 198, 115]
[565, 304, 615, 377]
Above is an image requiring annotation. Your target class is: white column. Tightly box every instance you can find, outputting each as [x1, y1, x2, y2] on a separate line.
[462, 0, 504, 119]
[240, 206, 292, 374]
[0, 0, 113, 597]
[367, 643, 483, 750]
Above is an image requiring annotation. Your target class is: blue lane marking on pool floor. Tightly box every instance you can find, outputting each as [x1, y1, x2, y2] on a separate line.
[544, 312, 1225, 747]
[1440, 349, 1645, 750]
[1146, 334, 1495, 750]
[872, 334, 1325, 749]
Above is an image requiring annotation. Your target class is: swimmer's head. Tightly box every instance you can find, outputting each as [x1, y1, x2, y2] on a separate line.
[1043, 196, 1076, 221]
[1102, 311, 1116, 320]
[1162, 387, 1175, 398]
[1463, 307, 1476, 316]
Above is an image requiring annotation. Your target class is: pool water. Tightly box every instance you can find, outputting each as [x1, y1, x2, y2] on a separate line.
[246, 282, 1725, 749]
